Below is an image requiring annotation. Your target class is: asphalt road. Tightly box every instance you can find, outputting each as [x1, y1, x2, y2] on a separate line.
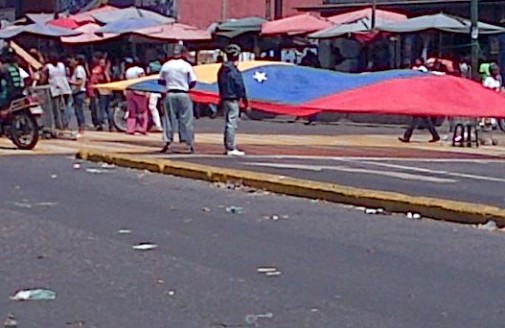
[1, 156, 505, 327]
[173, 156, 505, 208]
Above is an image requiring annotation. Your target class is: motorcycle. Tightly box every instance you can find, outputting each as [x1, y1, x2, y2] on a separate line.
[0, 94, 43, 150]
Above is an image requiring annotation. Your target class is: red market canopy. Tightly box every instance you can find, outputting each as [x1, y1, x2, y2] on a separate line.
[48, 17, 81, 29]
[61, 23, 118, 44]
[47, 5, 119, 30]
[261, 13, 332, 36]
[328, 8, 407, 25]
[132, 23, 211, 41]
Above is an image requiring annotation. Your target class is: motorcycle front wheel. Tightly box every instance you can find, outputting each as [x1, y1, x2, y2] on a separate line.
[9, 111, 39, 150]
[112, 101, 128, 132]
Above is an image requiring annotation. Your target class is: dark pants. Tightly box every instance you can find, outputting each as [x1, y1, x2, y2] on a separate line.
[89, 96, 100, 127]
[99, 94, 113, 129]
[73, 92, 86, 129]
[403, 116, 440, 141]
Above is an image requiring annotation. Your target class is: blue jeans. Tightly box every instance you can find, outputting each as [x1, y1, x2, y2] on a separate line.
[72, 92, 86, 129]
[98, 94, 113, 129]
[223, 100, 240, 151]
[162, 93, 194, 146]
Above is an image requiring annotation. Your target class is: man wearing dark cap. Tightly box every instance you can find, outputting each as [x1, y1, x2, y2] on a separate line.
[218, 44, 248, 156]
[159, 44, 197, 153]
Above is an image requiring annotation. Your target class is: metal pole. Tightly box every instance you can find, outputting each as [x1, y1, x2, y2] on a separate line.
[274, 0, 283, 19]
[221, 0, 228, 21]
[371, 0, 377, 29]
[470, 0, 479, 80]
[265, 0, 272, 20]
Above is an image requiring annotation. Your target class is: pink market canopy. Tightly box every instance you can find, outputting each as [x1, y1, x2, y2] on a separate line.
[131, 23, 211, 41]
[0, 23, 81, 39]
[61, 23, 119, 44]
[95, 61, 505, 118]
[328, 8, 407, 25]
[310, 8, 407, 40]
[71, 5, 119, 24]
[91, 6, 174, 25]
[261, 13, 332, 36]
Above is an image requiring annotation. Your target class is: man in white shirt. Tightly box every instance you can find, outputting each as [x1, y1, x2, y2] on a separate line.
[483, 63, 502, 91]
[481, 63, 502, 129]
[158, 44, 197, 153]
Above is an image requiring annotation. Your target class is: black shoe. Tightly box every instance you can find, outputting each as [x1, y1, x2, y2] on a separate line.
[429, 136, 441, 143]
[96, 125, 103, 131]
[187, 145, 195, 154]
[398, 137, 410, 143]
[160, 143, 171, 153]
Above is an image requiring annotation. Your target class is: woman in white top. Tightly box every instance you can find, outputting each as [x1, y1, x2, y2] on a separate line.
[44, 53, 72, 130]
[69, 54, 87, 134]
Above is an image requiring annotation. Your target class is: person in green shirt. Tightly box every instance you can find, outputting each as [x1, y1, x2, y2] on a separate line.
[0, 46, 23, 109]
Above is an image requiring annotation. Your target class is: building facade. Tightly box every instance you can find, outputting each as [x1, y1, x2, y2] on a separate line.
[20, 0, 322, 28]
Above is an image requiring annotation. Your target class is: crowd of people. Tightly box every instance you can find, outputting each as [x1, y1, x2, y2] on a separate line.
[1, 44, 502, 152]
[0, 43, 249, 156]
[398, 56, 504, 144]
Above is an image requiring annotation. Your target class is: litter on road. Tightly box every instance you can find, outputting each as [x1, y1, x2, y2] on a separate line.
[118, 229, 132, 234]
[406, 212, 422, 220]
[10, 289, 56, 301]
[245, 312, 273, 325]
[257, 267, 278, 273]
[99, 163, 116, 169]
[85, 168, 109, 174]
[3, 314, 17, 328]
[365, 208, 385, 215]
[225, 206, 243, 214]
[257, 266, 282, 276]
[132, 243, 158, 251]
[72, 163, 81, 170]
[477, 220, 498, 232]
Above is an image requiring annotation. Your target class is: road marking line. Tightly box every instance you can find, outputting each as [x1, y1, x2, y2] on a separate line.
[160, 154, 505, 163]
[353, 160, 505, 183]
[243, 162, 457, 183]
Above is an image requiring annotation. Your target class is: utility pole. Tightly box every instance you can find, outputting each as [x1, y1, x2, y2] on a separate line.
[371, 0, 377, 29]
[470, 0, 479, 80]
[221, 0, 228, 21]
[265, 0, 272, 20]
[274, 0, 283, 19]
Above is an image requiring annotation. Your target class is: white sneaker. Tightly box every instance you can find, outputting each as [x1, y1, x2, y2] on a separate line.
[226, 149, 245, 156]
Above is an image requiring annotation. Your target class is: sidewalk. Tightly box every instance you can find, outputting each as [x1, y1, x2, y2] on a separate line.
[1, 130, 505, 159]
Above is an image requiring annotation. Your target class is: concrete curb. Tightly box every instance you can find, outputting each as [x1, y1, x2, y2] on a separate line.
[76, 149, 505, 226]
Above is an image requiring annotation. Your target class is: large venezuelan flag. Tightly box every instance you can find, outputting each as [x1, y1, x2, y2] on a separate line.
[96, 61, 505, 117]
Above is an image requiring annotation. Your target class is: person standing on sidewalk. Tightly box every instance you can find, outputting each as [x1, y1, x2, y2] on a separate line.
[159, 44, 197, 153]
[44, 53, 72, 130]
[69, 55, 87, 135]
[125, 61, 148, 135]
[399, 117, 440, 143]
[218, 44, 248, 156]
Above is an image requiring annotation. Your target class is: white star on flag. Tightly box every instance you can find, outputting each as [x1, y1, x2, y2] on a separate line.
[253, 71, 268, 83]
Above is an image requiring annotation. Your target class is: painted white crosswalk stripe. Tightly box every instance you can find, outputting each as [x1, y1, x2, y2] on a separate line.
[243, 162, 457, 183]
